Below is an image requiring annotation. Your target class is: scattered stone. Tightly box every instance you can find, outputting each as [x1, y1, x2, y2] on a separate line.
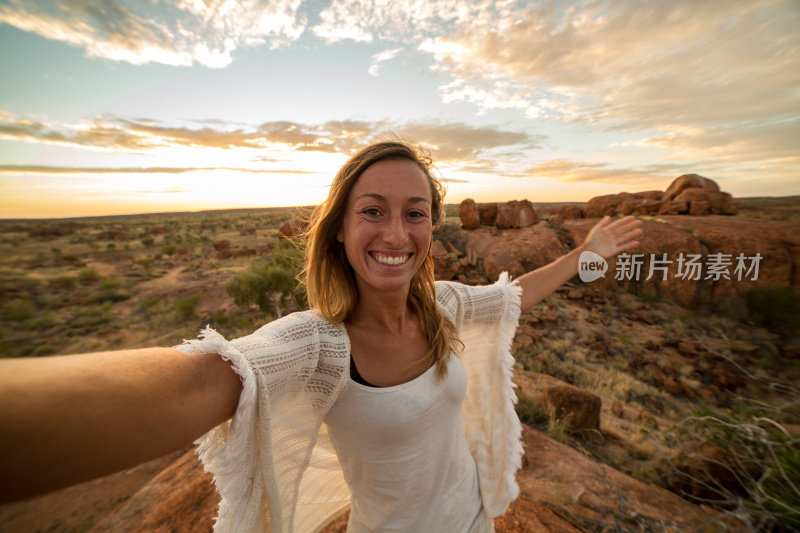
[566, 288, 584, 299]
[677, 342, 697, 355]
[610, 401, 625, 419]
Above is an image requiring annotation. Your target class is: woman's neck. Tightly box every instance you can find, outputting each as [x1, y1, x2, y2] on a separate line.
[348, 285, 412, 335]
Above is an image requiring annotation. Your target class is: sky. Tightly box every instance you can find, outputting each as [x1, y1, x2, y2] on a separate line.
[0, 0, 798, 218]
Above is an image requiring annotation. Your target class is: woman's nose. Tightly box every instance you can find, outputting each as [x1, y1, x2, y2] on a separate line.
[382, 216, 407, 247]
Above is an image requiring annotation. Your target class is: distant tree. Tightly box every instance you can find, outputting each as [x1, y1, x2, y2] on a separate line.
[225, 240, 307, 317]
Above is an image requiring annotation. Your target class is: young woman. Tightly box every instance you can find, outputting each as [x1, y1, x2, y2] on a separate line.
[0, 140, 642, 532]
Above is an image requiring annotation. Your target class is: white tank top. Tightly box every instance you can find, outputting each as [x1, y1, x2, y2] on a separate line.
[324, 355, 489, 532]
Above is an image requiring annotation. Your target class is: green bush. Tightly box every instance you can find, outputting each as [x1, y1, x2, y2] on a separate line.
[746, 287, 800, 340]
[226, 262, 304, 316]
[515, 391, 548, 427]
[65, 303, 116, 336]
[78, 268, 101, 284]
[175, 293, 203, 321]
[1, 299, 34, 321]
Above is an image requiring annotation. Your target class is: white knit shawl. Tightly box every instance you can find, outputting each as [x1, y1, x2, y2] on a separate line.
[176, 274, 523, 533]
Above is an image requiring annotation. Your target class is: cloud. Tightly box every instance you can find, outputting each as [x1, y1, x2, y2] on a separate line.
[368, 47, 403, 76]
[0, 111, 535, 171]
[311, 1, 798, 175]
[417, 0, 799, 132]
[312, 0, 488, 44]
[0, 165, 315, 175]
[525, 158, 681, 189]
[0, 0, 306, 68]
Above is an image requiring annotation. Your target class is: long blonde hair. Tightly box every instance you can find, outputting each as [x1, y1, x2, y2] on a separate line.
[301, 139, 461, 380]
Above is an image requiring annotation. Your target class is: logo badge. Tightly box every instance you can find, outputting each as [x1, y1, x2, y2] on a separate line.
[578, 250, 608, 282]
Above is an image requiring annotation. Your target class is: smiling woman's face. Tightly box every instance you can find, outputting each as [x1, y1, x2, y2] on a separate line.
[338, 158, 433, 298]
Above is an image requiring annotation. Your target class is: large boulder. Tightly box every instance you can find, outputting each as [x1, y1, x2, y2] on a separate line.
[458, 199, 481, 229]
[495, 202, 515, 229]
[465, 224, 565, 283]
[511, 200, 539, 228]
[662, 174, 720, 202]
[478, 203, 497, 225]
[582, 193, 635, 218]
[542, 384, 601, 432]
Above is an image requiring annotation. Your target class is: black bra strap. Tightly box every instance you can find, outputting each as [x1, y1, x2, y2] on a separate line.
[350, 354, 379, 387]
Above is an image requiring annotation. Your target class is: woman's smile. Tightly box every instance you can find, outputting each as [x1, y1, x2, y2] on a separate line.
[370, 252, 412, 266]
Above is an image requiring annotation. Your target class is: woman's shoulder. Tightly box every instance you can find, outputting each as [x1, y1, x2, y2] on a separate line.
[246, 309, 346, 344]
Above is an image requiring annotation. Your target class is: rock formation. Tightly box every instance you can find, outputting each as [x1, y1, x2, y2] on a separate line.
[459, 200, 540, 230]
[582, 174, 736, 218]
[459, 174, 737, 230]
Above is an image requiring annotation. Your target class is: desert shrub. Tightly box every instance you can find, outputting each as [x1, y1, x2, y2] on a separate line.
[515, 391, 548, 427]
[226, 262, 301, 316]
[175, 293, 203, 321]
[664, 405, 800, 532]
[134, 257, 154, 272]
[138, 296, 160, 310]
[1, 299, 34, 321]
[161, 245, 177, 256]
[64, 303, 116, 336]
[140, 237, 155, 247]
[77, 268, 101, 284]
[85, 278, 131, 303]
[546, 418, 570, 443]
[51, 275, 77, 289]
[746, 287, 800, 340]
[433, 222, 468, 253]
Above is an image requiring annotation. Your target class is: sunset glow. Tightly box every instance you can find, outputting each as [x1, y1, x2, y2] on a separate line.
[1, 0, 798, 218]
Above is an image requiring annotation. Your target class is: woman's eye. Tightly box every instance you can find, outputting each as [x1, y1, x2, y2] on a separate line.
[362, 208, 381, 216]
[407, 210, 426, 218]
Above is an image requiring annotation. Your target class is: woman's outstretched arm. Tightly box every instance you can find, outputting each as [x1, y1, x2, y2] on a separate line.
[517, 215, 643, 312]
[0, 347, 242, 504]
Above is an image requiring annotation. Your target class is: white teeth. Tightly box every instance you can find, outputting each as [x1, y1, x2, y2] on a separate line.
[373, 253, 410, 266]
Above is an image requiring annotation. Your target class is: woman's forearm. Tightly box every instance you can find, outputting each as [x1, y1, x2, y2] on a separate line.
[517, 243, 587, 312]
[0, 347, 242, 503]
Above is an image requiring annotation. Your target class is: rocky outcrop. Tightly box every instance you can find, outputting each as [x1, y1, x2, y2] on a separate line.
[564, 216, 799, 306]
[512, 425, 720, 532]
[459, 175, 735, 231]
[583, 174, 737, 218]
[466, 224, 564, 283]
[90, 449, 218, 532]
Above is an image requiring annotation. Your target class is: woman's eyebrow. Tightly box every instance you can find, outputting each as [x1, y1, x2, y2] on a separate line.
[354, 193, 431, 204]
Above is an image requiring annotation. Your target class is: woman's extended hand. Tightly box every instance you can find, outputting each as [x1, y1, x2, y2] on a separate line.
[583, 215, 643, 260]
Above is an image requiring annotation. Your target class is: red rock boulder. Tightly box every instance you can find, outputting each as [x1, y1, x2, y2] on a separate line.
[510, 200, 539, 228]
[458, 199, 481, 229]
[542, 384, 601, 432]
[478, 203, 497, 225]
[662, 173, 720, 202]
